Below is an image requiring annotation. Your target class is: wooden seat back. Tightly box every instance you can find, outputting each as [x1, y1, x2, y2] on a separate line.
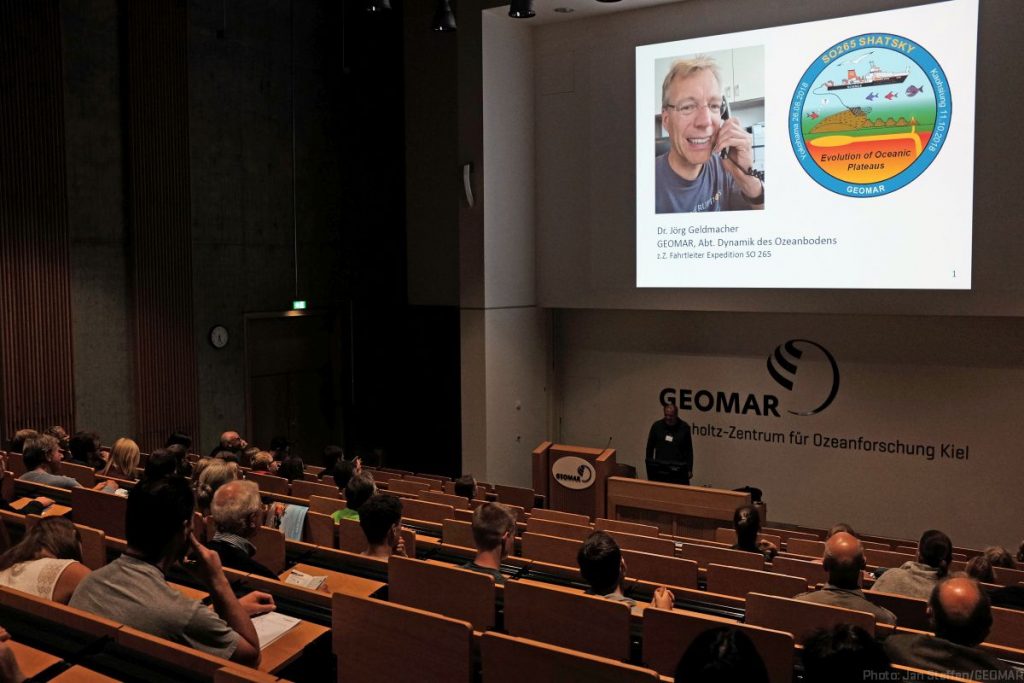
[678, 542, 763, 570]
[401, 498, 454, 525]
[713, 527, 782, 549]
[481, 632, 659, 683]
[526, 517, 592, 541]
[595, 518, 659, 537]
[642, 607, 794, 683]
[252, 525, 286, 575]
[290, 479, 339, 501]
[59, 461, 96, 487]
[245, 472, 289, 495]
[333, 592, 473, 683]
[761, 526, 820, 544]
[745, 592, 875, 641]
[6, 453, 25, 476]
[304, 510, 337, 547]
[309, 495, 343, 516]
[988, 605, 1024, 650]
[70, 486, 126, 539]
[504, 579, 632, 660]
[863, 589, 930, 630]
[388, 556, 496, 630]
[114, 626, 227, 680]
[336, 516, 415, 557]
[993, 566, 1024, 586]
[26, 516, 106, 570]
[15, 479, 72, 506]
[442, 518, 476, 550]
[442, 481, 487, 500]
[621, 549, 698, 588]
[521, 532, 579, 569]
[494, 484, 535, 511]
[528, 508, 589, 526]
[786, 538, 825, 558]
[606, 530, 675, 556]
[417, 490, 471, 510]
[403, 475, 443, 490]
[705, 564, 807, 599]
[770, 555, 828, 588]
[387, 479, 430, 496]
[863, 548, 916, 569]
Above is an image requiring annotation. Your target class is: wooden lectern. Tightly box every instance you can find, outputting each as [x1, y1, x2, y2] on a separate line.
[532, 442, 617, 520]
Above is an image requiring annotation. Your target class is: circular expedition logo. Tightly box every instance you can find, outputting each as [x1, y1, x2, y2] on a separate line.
[789, 34, 950, 197]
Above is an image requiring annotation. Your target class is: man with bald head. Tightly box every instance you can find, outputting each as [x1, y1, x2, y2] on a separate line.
[211, 431, 247, 457]
[208, 480, 277, 579]
[883, 577, 1012, 677]
[793, 532, 896, 625]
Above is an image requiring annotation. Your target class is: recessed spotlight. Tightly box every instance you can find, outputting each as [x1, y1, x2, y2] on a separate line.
[553, 7, 575, 13]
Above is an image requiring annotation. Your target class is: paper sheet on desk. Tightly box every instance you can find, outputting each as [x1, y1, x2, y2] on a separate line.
[284, 570, 326, 590]
[252, 612, 300, 649]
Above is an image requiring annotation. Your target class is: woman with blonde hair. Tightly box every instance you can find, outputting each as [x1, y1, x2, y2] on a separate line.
[101, 437, 141, 481]
[0, 517, 90, 603]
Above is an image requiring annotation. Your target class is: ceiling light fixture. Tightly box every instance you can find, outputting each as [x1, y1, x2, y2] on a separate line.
[509, 0, 535, 18]
[432, 0, 457, 31]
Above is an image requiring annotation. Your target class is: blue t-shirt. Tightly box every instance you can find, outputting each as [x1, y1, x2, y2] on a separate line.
[655, 153, 751, 214]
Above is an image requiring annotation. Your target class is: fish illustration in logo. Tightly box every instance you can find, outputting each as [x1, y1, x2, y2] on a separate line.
[806, 111, 820, 119]
[866, 92, 878, 101]
[884, 91, 897, 100]
[905, 84, 925, 97]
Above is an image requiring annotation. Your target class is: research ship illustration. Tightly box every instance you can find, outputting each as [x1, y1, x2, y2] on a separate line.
[825, 61, 909, 90]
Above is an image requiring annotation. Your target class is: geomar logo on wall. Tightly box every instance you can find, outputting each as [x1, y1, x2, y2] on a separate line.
[659, 339, 840, 418]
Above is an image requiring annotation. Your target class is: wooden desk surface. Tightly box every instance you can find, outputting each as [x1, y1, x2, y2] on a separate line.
[50, 665, 120, 682]
[10, 498, 72, 517]
[10, 640, 61, 678]
[281, 563, 385, 598]
[257, 618, 329, 674]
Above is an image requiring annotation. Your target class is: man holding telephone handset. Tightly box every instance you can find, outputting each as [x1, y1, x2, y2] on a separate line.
[655, 55, 764, 214]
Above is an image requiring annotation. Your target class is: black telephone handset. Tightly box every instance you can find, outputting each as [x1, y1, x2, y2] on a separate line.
[719, 96, 731, 160]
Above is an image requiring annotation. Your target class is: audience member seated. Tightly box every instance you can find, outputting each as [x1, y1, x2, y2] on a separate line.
[165, 444, 192, 477]
[70, 477, 274, 665]
[318, 445, 345, 481]
[801, 624, 890, 683]
[144, 449, 177, 481]
[165, 431, 192, 451]
[67, 430, 105, 470]
[240, 445, 259, 468]
[19, 436, 115, 491]
[983, 545, 1015, 570]
[965, 555, 993, 584]
[1017, 541, 1024, 564]
[577, 531, 673, 610]
[269, 436, 290, 463]
[210, 431, 247, 458]
[248, 451, 277, 475]
[331, 460, 357, 494]
[827, 522, 856, 539]
[332, 472, 376, 523]
[208, 481, 278, 579]
[883, 577, 1011, 678]
[358, 494, 406, 561]
[674, 626, 769, 683]
[101, 437, 141, 482]
[0, 626, 25, 683]
[210, 449, 241, 465]
[0, 453, 51, 514]
[44, 426, 69, 453]
[277, 456, 305, 484]
[7, 429, 38, 455]
[794, 532, 896, 625]
[454, 474, 476, 503]
[460, 502, 515, 584]
[194, 459, 241, 516]
[871, 529, 952, 600]
[0, 518, 90, 604]
[731, 505, 777, 561]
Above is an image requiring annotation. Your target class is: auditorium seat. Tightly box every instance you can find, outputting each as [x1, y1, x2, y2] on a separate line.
[642, 607, 794, 683]
[786, 538, 825, 558]
[605, 530, 675, 556]
[526, 517, 592, 541]
[503, 579, 632, 660]
[862, 589, 930, 630]
[770, 555, 827, 589]
[493, 484, 536, 511]
[713, 527, 782, 550]
[621, 549, 698, 588]
[521, 532, 580, 568]
[528, 508, 590, 526]
[678, 542, 764, 571]
[863, 548, 917, 569]
[417, 490, 472, 510]
[387, 479, 430, 496]
[481, 631, 659, 683]
[745, 592, 876, 641]
[595, 518, 660, 537]
[401, 498, 454, 526]
[402, 475, 443, 490]
[442, 518, 476, 550]
[303, 511, 337, 548]
[333, 592, 473, 683]
[245, 472, 289, 496]
[290, 479, 339, 501]
[388, 555, 497, 630]
[705, 564, 807, 599]
[70, 486, 126, 539]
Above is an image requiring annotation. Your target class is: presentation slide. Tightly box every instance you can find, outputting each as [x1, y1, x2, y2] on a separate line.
[635, 0, 977, 289]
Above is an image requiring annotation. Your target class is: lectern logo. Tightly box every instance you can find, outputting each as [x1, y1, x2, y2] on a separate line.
[767, 339, 840, 416]
[552, 456, 596, 490]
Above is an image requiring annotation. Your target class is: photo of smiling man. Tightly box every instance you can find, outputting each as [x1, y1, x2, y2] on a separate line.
[655, 53, 765, 214]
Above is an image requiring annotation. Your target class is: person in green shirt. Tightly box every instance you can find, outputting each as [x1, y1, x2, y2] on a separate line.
[331, 472, 376, 523]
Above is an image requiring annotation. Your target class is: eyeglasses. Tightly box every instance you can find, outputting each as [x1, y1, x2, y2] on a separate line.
[664, 101, 723, 117]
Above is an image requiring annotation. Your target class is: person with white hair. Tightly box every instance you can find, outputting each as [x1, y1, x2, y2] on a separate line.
[208, 480, 278, 579]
